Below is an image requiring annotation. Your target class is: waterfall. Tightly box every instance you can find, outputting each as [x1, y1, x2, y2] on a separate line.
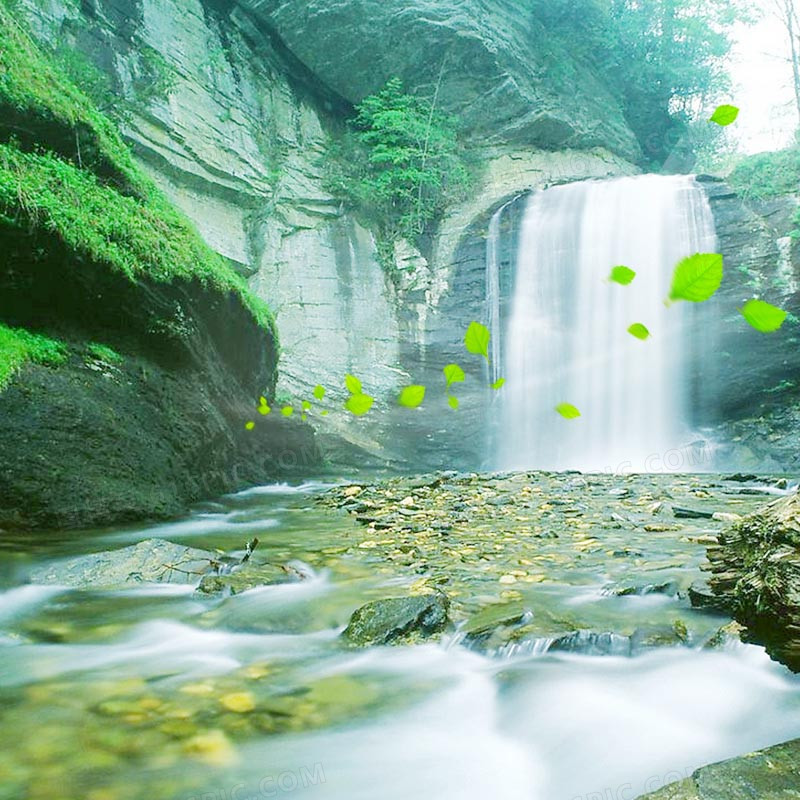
[497, 174, 718, 473]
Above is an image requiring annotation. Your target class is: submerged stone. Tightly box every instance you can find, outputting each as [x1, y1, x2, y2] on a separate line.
[342, 594, 450, 646]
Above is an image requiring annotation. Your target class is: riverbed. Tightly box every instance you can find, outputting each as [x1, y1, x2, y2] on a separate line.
[1, 472, 799, 800]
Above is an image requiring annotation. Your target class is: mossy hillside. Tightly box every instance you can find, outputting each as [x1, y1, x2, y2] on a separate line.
[0, 2, 277, 343]
[0, 323, 66, 389]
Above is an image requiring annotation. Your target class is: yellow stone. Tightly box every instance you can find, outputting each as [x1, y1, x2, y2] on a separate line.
[220, 692, 256, 713]
[499, 574, 517, 585]
[241, 663, 270, 680]
[183, 730, 238, 766]
[179, 682, 215, 696]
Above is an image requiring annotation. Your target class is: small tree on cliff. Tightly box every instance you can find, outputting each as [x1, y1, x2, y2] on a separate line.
[327, 77, 472, 246]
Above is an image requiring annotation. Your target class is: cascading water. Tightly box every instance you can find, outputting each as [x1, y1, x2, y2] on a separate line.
[497, 174, 718, 472]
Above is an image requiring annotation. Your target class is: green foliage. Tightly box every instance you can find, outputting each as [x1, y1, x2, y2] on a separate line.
[443, 364, 465, 389]
[531, 0, 752, 165]
[398, 385, 426, 408]
[0, 5, 276, 341]
[0, 323, 67, 389]
[727, 147, 800, 200]
[668, 253, 724, 303]
[325, 78, 472, 244]
[257, 396, 271, 415]
[556, 403, 581, 420]
[627, 323, 651, 341]
[464, 321, 490, 361]
[491, 378, 506, 390]
[345, 393, 374, 417]
[709, 104, 739, 126]
[313, 385, 326, 401]
[740, 300, 788, 333]
[448, 395, 459, 411]
[609, 266, 636, 286]
[86, 342, 122, 364]
[281, 406, 294, 417]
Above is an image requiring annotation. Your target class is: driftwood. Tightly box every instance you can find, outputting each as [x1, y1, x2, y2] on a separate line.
[706, 493, 800, 672]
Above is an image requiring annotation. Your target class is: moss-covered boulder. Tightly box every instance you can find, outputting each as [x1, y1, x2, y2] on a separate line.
[342, 594, 450, 647]
[706, 493, 800, 671]
[0, 3, 317, 529]
[640, 738, 800, 799]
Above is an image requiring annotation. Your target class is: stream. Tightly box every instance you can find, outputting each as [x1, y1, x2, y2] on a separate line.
[2, 478, 800, 800]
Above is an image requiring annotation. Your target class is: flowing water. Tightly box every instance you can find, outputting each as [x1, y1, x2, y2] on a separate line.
[497, 175, 718, 472]
[2, 481, 800, 800]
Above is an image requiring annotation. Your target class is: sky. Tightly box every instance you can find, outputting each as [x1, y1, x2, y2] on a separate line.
[727, 0, 797, 153]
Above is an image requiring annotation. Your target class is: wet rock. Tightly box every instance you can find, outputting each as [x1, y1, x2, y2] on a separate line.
[28, 539, 219, 588]
[342, 594, 450, 647]
[707, 493, 800, 671]
[195, 562, 302, 595]
[703, 621, 745, 650]
[688, 581, 733, 615]
[605, 581, 679, 598]
[672, 507, 714, 520]
[549, 630, 633, 656]
[640, 738, 800, 799]
[462, 601, 528, 649]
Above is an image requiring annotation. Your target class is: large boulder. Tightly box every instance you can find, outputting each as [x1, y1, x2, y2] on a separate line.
[640, 738, 800, 799]
[706, 493, 800, 671]
[342, 594, 450, 646]
[239, 0, 641, 160]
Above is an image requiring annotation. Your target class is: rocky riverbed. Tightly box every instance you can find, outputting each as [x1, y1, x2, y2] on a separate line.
[1, 471, 799, 800]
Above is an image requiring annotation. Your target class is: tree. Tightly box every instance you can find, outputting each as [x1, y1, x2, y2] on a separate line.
[772, 0, 800, 127]
[327, 78, 472, 244]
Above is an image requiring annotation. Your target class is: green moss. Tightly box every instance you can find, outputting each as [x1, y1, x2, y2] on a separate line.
[0, 323, 67, 389]
[727, 147, 800, 200]
[86, 343, 122, 364]
[0, 2, 278, 344]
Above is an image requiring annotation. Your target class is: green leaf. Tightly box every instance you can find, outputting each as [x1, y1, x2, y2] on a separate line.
[443, 363, 466, 388]
[740, 299, 788, 333]
[301, 414, 307, 421]
[710, 104, 739, 126]
[313, 385, 326, 401]
[398, 385, 426, 408]
[281, 406, 294, 417]
[448, 395, 459, 410]
[257, 399, 271, 415]
[609, 266, 636, 286]
[245, 421, 255, 431]
[302, 400, 312, 411]
[668, 253, 723, 303]
[321, 410, 330, 417]
[627, 323, 651, 341]
[491, 378, 506, 390]
[464, 321, 490, 360]
[345, 374, 362, 394]
[346, 393, 374, 416]
[556, 403, 581, 420]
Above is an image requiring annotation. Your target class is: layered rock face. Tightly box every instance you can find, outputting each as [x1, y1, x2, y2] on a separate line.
[240, 0, 641, 159]
[697, 177, 800, 472]
[705, 493, 800, 672]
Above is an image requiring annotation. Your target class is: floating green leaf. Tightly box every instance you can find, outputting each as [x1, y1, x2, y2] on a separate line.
[321, 410, 330, 417]
[301, 414, 307, 421]
[443, 363, 466, 388]
[257, 397, 271, 415]
[245, 421, 255, 431]
[740, 299, 788, 333]
[609, 266, 636, 286]
[345, 374, 362, 394]
[346, 393, 374, 416]
[281, 406, 294, 417]
[313, 385, 326, 401]
[710, 104, 739, 126]
[398, 385, 426, 408]
[627, 323, 651, 341]
[302, 400, 312, 412]
[491, 378, 506, 390]
[668, 253, 723, 303]
[448, 395, 459, 410]
[464, 321, 490, 360]
[556, 403, 581, 420]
